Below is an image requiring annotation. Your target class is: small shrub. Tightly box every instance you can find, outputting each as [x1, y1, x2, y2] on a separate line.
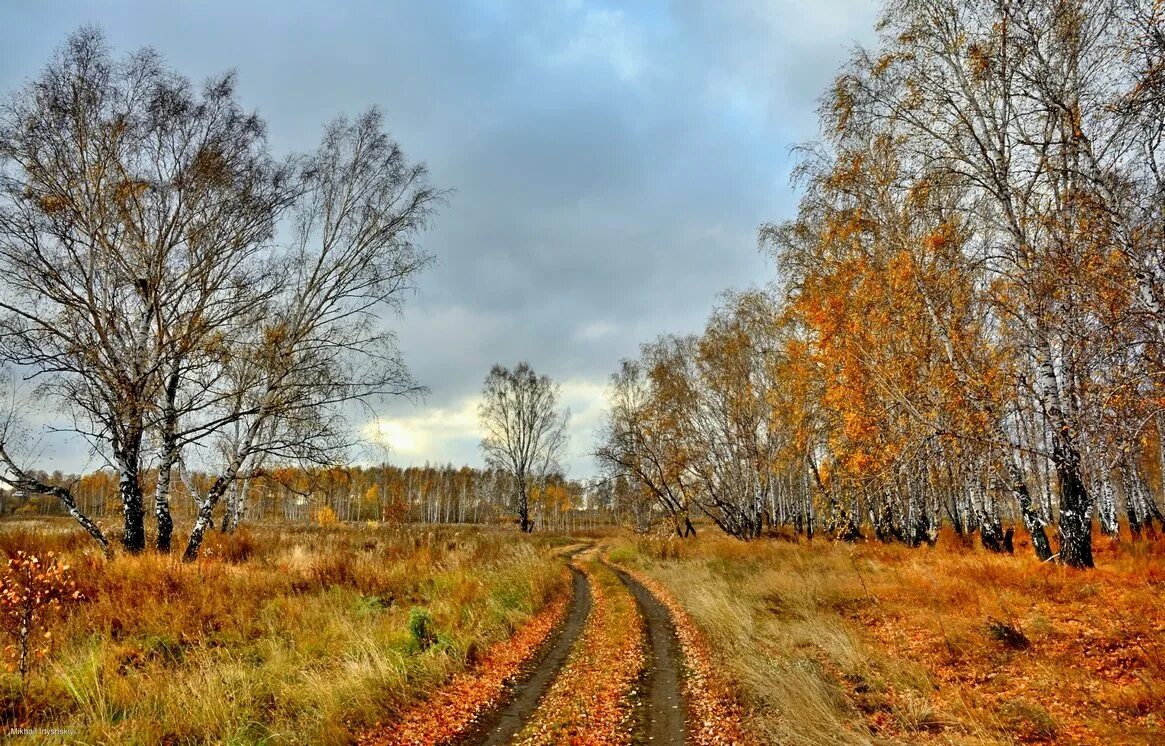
[314, 506, 338, 527]
[407, 606, 437, 651]
[0, 552, 83, 678]
[985, 617, 1030, 650]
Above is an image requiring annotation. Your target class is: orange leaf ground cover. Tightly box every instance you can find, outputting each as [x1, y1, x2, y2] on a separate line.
[846, 532, 1165, 744]
[516, 559, 646, 746]
[361, 569, 572, 746]
[615, 564, 754, 746]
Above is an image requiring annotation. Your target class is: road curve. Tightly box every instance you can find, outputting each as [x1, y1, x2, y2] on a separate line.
[615, 567, 689, 745]
[461, 562, 593, 746]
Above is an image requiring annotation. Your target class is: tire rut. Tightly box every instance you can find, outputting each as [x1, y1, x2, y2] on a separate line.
[460, 562, 593, 746]
[615, 567, 689, 745]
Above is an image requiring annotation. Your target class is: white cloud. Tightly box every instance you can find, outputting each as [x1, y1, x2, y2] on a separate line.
[363, 375, 609, 476]
[576, 320, 617, 341]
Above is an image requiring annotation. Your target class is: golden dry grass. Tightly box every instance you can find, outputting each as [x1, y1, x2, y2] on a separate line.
[0, 520, 566, 744]
[613, 529, 1165, 745]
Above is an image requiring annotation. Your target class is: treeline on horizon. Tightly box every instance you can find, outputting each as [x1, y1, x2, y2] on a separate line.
[0, 463, 637, 533]
[596, 0, 1165, 569]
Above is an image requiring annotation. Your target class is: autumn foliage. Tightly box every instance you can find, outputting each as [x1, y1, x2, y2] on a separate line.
[600, 0, 1165, 573]
[0, 551, 82, 679]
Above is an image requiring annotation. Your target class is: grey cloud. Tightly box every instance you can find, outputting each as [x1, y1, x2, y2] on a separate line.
[0, 0, 879, 477]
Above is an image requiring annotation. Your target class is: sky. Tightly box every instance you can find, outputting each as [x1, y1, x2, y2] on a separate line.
[0, 0, 879, 478]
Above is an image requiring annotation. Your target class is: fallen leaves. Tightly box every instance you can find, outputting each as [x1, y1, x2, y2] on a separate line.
[847, 540, 1165, 744]
[516, 559, 645, 746]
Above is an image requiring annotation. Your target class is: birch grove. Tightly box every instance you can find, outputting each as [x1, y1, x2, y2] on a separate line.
[599, 0, 1165, 568]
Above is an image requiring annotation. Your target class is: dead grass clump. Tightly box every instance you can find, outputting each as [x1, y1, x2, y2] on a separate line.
[997, 699, 1057, 742]
[984, 617, 1030, 650]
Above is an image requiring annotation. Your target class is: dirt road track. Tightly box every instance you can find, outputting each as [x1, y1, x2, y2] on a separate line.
[462, 563, 593, 745]
[616, 568, 689, 745]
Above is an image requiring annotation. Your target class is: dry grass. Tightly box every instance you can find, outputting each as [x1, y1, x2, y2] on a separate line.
[613, 529, 1165, 745]
[0, 520, 566, 744]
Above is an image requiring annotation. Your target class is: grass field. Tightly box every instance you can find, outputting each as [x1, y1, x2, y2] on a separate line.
[613, 530, 1165, 745]
[0, 520, 567, 744]
[2, 519, 1163, 745]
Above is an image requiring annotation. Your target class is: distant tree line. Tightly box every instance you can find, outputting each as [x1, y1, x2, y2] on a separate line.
[598, 0, 1165, 569]
[0, 463, 628, 534]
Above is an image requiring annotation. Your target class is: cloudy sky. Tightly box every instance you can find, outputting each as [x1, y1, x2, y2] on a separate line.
[0, 0, 878, 477]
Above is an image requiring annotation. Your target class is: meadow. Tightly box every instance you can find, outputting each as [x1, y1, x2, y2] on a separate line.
[0, 519, 567, 744]
[613, 529, 1165, 745]
[2, 518, 1163, 745]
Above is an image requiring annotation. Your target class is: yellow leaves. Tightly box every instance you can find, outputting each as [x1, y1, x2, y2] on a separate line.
[313, 505, 338, 527]
[36, 192, 70, 214]
[832, 75, 857, 133]
[824, 153, 866, 193]
[262, 323, 290, 350]
[112, 179, 149, 204]
[967, 42, 991, 80]
[0, 551, 84, 677]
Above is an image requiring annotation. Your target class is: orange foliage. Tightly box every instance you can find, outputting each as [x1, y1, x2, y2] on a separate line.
[0, 552, 82, 678]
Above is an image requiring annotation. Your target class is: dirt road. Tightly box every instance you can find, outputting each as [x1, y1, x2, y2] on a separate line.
[464, 563, 593, 745]
[616, 567, 689, 745]
[460, 550, 690, 745]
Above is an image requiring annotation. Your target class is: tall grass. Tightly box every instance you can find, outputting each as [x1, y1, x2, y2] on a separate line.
[0, 521, 565, 744]
[618, 530, 1165, 745]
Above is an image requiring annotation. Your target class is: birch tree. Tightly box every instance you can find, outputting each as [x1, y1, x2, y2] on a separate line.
[0, 29, 439, 558]
[0, 28, 292, 553]
[478, 363, 570, 532]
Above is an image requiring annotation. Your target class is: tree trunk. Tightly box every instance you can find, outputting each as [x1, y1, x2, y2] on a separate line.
[1035, 343, 1093, 568]
[1054, 442, 1094, 568]
[153, 368, 180, 552]
[220, 481, 243, 532]
[154, 447, 176, 553]
[118, 464, 146, 554]
[184, 475, 232, 561]
[1007, 463, 1053, 561]
[517, 475, 532, 532]
[1097, 475, 1119, 537]
[18, 606, 30, 680]
[1122, 460, 1143, 539]
[48, 484, 112, 558]
[227, 477, 249, 532]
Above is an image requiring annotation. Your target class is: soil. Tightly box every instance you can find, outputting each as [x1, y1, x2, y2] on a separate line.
[462, 562, 594, 745]
[616, 567, 689, 745]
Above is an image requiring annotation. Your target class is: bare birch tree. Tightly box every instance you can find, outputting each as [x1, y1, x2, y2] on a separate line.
[478, 363, 569, 532]
[0, 29, 439, 558]
[0, 28, 293, 553]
